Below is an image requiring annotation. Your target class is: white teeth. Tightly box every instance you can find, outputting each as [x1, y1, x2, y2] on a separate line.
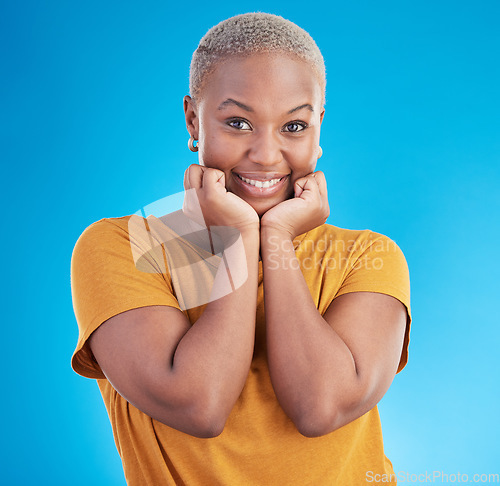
[238, 175, 282, 188]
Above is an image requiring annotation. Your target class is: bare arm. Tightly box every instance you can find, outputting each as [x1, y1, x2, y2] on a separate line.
[261, 226, 406, 437]
[89, 166, 260, 438]
[260, 171, 407, 437]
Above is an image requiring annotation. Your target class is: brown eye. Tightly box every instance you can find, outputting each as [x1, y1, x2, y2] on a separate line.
[228, 119, 252, 130]
[283, 122, 307, 133]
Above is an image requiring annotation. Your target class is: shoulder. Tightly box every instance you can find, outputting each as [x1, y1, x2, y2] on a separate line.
[73, 216, 133, 246]
[298, 223, 410, 302]
[72, 216, 127, 262]
[73, 214, 167, 258]
[73, 214, 181, 279]
[296, 223, 404, 258]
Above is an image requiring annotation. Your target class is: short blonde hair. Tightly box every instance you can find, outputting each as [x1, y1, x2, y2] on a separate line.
[189, 12, 326, 103]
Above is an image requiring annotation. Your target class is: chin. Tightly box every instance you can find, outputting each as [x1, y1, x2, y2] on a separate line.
[252, 199, 282, 218]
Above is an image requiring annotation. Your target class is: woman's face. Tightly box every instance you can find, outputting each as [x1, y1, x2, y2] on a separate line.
[184, 53, 324, 216]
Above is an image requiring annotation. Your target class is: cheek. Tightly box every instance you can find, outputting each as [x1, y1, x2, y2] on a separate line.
[288, 141, 319, 174]
[198, 123, 243, 171]
[199, 136, 236, 171]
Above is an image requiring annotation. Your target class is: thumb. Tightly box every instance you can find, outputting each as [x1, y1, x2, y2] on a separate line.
[294, 179, 306, 198]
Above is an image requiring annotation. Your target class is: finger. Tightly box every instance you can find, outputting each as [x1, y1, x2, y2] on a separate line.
[202, 167, 226, 193]
[294, 178, 306, 198]
[312, 171, 330, 217]
[312, 171, 328, 198]
[294, 174, 318, 198]
[185, 164, 204, 190]
[183, 166, 191, 190]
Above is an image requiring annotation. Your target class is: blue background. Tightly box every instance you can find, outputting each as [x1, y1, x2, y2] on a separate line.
[1, 1, 499, 484]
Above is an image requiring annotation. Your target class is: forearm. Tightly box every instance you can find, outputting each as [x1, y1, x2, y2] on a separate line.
[169, 227, 260, 426]
[261, 227, 365, 436]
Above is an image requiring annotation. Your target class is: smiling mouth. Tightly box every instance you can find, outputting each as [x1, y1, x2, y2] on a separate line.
[235, 174, 286, 188]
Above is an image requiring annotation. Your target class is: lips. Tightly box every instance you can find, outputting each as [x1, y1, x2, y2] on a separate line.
[237, 174, 284, 188]
[232, 172, 289, 196]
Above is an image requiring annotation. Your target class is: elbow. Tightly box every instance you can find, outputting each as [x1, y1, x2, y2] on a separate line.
[286, 374, 381, 437]
[150, 390, 230, 438]
[292, 392, 370, 437]
[293, 411, 340, 438]
[290, 398, 356, 438]
[180, 392, 231, 439]
[190, 408, 227, 439]
[157, 405, 227, 439]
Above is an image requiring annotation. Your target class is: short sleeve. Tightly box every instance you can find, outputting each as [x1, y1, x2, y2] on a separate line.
[335, 232, 412, 373]
[70, 217, 181, 379]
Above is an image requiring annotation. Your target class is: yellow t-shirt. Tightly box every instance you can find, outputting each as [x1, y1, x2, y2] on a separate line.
[71, 215, 411, 486]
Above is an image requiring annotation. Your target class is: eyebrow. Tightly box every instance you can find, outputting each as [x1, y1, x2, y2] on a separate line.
[218, 99, 254, 112]
[288, 104, 314, 114]
[217, 98, 315, 115]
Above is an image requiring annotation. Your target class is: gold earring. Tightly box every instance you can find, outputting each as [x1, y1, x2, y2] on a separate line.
[188, 136, 199, 152]
[318, 146, 323, 159]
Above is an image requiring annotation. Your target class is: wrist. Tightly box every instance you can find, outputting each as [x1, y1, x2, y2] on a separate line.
[206, 224, 259, 257]
[260, 224, 294, 242]
[260, 226, 296, 259]
[238, 223, 261, 239]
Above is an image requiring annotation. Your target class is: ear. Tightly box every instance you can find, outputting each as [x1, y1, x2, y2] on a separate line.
[184, 95, 199, 139]
[319, 107, 325, 125]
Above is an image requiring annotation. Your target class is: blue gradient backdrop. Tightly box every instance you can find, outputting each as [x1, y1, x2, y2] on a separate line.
[1, 1, 498, 484]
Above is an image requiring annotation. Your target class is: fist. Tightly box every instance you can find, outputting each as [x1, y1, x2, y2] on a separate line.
[260, 171, 329, 239]
[183, 164, 259, 231]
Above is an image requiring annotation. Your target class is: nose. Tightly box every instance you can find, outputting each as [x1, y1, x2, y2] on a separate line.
[247, 129, 283, 167]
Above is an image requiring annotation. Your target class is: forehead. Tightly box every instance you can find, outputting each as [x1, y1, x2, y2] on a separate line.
[199, 53, 323, 109]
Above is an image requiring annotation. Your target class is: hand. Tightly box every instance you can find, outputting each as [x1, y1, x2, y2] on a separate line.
[183, 164, 259, 231]
[260, 171, 329, 240]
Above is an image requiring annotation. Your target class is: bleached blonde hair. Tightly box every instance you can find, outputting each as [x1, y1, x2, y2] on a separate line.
[189, 12, 326, 103]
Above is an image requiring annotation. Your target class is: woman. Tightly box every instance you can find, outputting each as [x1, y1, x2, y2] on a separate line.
[71, 13, 411, 485]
